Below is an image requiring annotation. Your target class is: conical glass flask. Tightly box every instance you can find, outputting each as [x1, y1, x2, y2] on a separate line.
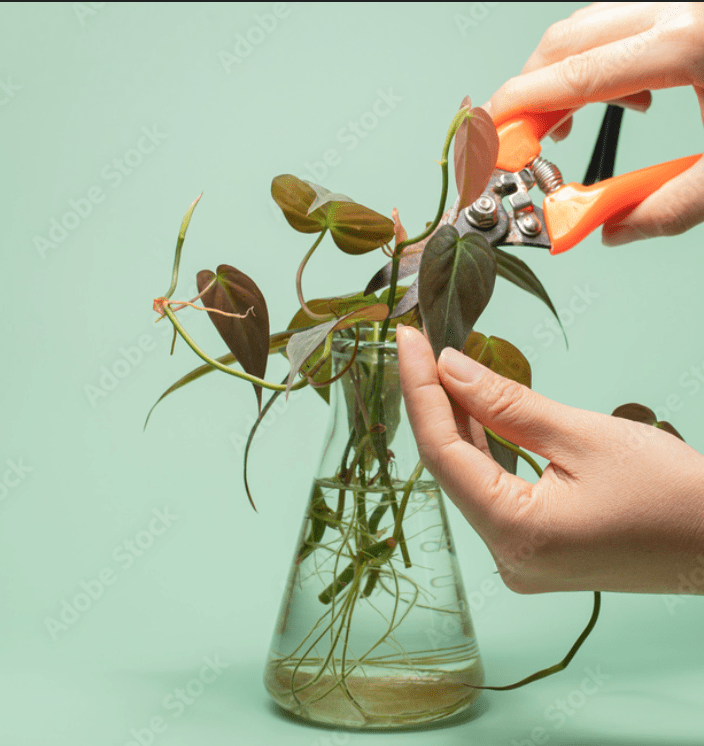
[264, 340, 485, 728]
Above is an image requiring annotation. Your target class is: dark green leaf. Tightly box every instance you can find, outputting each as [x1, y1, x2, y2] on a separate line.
[495, 246, 567, 348]
[611, 403, 685, 441]
[379, 286, 421, 328]
[418, 225, 497, 359]
[197, 265, 270, 411]
[454, 101, 499, 211]
[389, 277, 418, 320]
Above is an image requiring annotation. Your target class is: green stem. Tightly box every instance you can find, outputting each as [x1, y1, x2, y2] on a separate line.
[394, 105, 469, 255]
[162, 305, 307, 392]
[164, 193, 202, 300]
[296, 230, 330, 321]
[484, 427, 544, 478]
[392, 459, 425, 543]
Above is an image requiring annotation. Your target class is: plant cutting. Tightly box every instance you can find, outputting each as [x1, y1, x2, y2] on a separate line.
[147, 98, 686, 728]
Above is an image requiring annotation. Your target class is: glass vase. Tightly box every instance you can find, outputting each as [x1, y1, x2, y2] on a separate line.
[264, 339, 485, 728]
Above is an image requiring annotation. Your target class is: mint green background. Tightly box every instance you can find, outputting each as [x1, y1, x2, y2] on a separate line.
[2, 2, 704, 744]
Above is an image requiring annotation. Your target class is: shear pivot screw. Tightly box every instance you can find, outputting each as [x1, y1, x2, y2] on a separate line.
[465, 196, 498, 229]
[517, 212, 542, 237]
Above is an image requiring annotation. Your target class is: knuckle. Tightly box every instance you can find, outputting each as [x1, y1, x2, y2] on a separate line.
[482, 376, 526, 424]
[558, 53, 597, 102]
[653, 196, 697, 237]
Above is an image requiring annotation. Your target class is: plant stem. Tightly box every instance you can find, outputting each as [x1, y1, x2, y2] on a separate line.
[296, 230, 331, 321]
[162, 305, 307, 392]
[484, 428, 544, 478]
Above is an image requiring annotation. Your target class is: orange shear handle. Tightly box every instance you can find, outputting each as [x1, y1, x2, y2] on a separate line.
[545, 155, 703, 254]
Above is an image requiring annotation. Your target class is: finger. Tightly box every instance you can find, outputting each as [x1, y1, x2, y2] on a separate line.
[602, 152, 704, 246]
[487, 31, 686, 126]
[437, 347, 586, 467]
[549, 116, 573, 142]
[606, 90, 652, 111]
[521, 3, 658, 74]
[397, 326, 516, 521]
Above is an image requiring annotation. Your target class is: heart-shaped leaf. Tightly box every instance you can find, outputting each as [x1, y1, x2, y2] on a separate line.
[285, 304, 389, 396]
[326, 202, 394, 255]
[611, 403, 685, 441]
[271, 174, 328, 233]
[418, 225, 497, 359]
[454, 100, 499, 211]
[463, 332, 532, 388]
[495, 246, 567, 347]
[197, 265, 270, 411]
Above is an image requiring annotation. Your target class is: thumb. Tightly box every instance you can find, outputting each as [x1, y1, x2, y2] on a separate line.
[437, 347, 579, 465]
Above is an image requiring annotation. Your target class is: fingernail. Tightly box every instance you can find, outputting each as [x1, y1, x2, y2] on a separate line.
[602, 224, 638, 246]
[395, 324, 409, 343]
[439, 347, 485, 383]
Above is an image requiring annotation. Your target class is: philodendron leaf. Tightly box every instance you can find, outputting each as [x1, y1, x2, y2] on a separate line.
[285, 304, 389, 396]
[454, 99, 500, 211]
[463, 332, 532, 388]
[611, 403, 685, 441]
[197, 265, 270, 411]
[271, 174, 394, 254]
[418, 225, 497, 359]
[271, 175, 328, 233]
[389, 277, 419, 320]
[495, 246, 567, 348]
[463, 332, 532, 474]
[326, 202, 394, 255]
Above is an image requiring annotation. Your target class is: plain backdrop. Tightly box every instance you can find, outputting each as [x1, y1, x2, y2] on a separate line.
[2, 2, 704, 744]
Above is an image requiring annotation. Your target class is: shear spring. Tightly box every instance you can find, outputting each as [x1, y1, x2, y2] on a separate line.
[531, 156, 564, 195]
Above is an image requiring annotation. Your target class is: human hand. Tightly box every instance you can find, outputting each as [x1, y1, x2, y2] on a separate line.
[483, 2, 704, 246]
[396, 324, 704, 595]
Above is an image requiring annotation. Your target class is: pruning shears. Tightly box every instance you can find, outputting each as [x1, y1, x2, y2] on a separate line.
[456, 105, 703, 254]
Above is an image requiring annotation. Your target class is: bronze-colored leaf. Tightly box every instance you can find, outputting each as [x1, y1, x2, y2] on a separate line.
[418, 225, 497, 359]
[197, 265, 270, 411]
[271, 174, 328, 233]
[379, 286, 421, 328]
[326, 202, 395, 255]
[454, 103, 499, 211]
[389, 277, 418, 320]
[463, 332, 532, 388]
[286, 293, 379, 333]
[611, 403, 685, 441]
